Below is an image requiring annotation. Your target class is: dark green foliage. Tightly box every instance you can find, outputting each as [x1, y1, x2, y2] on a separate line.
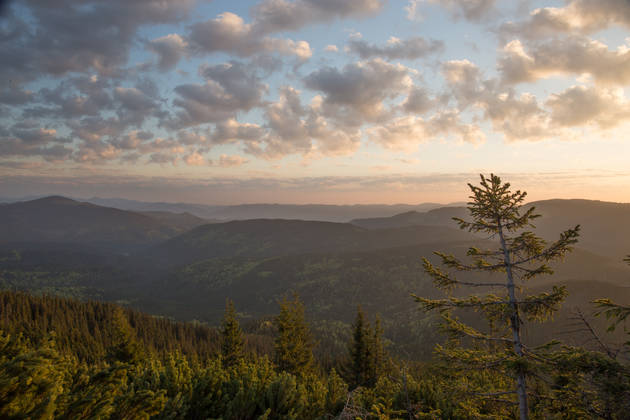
[349, 306, 370, 388]
[220, 299, 244, 367]
[107, 308, 144, 364]
[0, 291, 220, 361]
[274, 295, 315, 377]
[347, 307, 389, 389]
[3, 287, 630, 419]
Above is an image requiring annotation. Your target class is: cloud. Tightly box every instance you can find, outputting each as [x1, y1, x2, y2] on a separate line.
[367, 116, 426, 151]
[347, 35, 444, 60]
[426, 0, 497, 22]
[324, 45, 339, 52]
[442, 59, 554, 141]
[169, 61, 268, 128]
[113, 86, 160, 126]
[187, 0, 383, 61]
[402, 87, 435, 114]
[546, 85, 630, 128]
[188, 12, 312, 60]
[211, 119, 266, 144]
[0, 124, 73, 162]
[498, 37, 630, 85]
[0, 86, 34, 105]
[242, 86, 361, 159]
[1, 0, 196, 82]
[218, 154, 248, 167]
[189, 12, 261, 57]
[500, 0, 630, 39]
[250, 0, 384, 33]
[184, 151, 206, 166]
[147, 34, 188, 71]
[304, 58, 414, 123]
[22, 76, 114, 119]
[404, 0, 422, 21]
[368, 110, 485, 151]
[111, 130, 154, 150]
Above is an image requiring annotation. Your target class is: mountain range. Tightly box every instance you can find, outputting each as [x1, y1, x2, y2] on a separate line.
[1, 195, 628, 358]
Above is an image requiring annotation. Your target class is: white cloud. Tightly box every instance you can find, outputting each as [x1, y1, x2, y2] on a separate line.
[500, 0, 630, 39]
[498, 37, 630, 85]
[368, 112, 485, 151]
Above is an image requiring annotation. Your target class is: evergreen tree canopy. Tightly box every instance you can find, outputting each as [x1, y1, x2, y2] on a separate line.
[220, 299, 244, 367]
[415, 173, 580, 420]
[274, 295, 315, 377]
[347, 307, 388, 389]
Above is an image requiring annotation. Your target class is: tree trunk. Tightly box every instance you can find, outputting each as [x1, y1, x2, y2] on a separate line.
[498, 220, 529, 420]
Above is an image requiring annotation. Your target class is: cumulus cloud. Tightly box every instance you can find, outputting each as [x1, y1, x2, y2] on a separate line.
[324, 45, 339, 52]
[147, 34, 188, 71]
[500, 0, 630, 39]
[0, 123, 73, 162]
[243, 86, 361, 159]
[187, 0, 384, 61]
[547, 85, 630, 128]
[22, 76, 114, 119]
[498, 37, 630, 85]
[304, 58, 415, 123]
[442, 59, 554, 141]
[113, 87, 160, 126]
[1, 0, 196, 82]
[402, 87, 435, 114]
[211, 119, 266, 145]
[368, 112, 485, 151]
[169, 61, 267, 128]
[347, 35, 444, 60]
[189, 12, 263, 57]
[189, 12, 312, 60]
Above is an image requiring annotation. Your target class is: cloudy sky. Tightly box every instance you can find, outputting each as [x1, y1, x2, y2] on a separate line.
[1, 0, 630, 204]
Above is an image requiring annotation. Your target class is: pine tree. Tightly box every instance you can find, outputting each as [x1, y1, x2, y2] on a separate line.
[107, 308, 143, 364]
[220, 299, 244, 367]
[415, 174, 580, 420]
[347, 307, 388, 389]
[274, 294, 315, 377]
[367, 314, 387, 387]
[348, 306, 370, 388]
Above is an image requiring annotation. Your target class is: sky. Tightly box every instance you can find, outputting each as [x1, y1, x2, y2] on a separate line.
[1, 0, 630, 204]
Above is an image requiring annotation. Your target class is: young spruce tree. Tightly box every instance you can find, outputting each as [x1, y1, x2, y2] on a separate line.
[220, 299, 244, 367]
[347, 307, 388, 389]
[274, 294, 315, 377]
[415, 174, 580, 420]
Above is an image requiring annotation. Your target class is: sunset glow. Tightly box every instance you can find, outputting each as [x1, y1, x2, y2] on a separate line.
[2, 0, 630, 203]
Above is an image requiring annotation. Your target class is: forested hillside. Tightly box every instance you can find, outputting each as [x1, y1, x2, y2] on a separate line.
[2, 192, 630, 418]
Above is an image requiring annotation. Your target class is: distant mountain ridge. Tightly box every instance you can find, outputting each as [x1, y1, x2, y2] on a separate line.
[80, 197, 466, 222]
[0, 196, 207, 252]
[351, 206, 469, 229]
[147, 218, 477, 266]
[352, 198, 630, 260]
